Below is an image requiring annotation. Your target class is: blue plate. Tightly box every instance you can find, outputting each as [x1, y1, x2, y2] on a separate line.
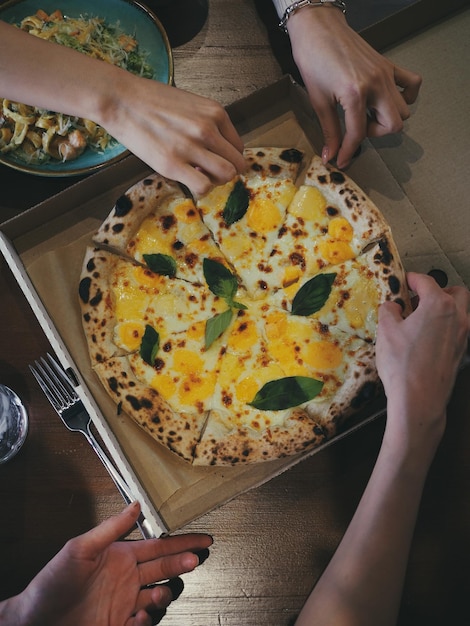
[0, 0, 173, 177]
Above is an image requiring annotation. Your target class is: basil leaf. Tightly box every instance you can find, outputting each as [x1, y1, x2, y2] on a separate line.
[232, 300, 248, 310]
[291, 272, 337, 316]
[139, 325, 160, 366]
[223, 179, 250, 226]
[143, 253, 177, 278]
[249, 376, 324, 411]
[203, 258, 238, 302]
[205, 308, 233, 349]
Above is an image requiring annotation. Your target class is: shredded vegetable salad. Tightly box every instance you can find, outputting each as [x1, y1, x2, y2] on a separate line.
[0, 9, 155, 165]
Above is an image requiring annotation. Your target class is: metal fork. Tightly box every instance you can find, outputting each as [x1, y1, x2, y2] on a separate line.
[29, 354, 156, 539]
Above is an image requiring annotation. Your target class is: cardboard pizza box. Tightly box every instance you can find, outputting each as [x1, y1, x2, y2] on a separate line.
[0, 76, 465, 535]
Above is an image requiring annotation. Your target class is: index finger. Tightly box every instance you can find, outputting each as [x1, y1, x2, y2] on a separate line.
[336, 97, 368, 168]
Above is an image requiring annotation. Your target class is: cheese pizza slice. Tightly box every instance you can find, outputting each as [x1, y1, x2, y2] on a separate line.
[194, 304, 377, 465]
[265, 155, 392, 294]
[93, 173, 225, 284]
[270, 240, 410, 342]
[79, 247, 228, 364]
[197, 147, 304, 299]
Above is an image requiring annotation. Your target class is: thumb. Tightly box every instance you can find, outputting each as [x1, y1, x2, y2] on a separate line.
[378, 299, 404, 327]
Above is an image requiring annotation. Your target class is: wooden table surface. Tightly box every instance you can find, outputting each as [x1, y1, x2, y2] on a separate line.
[1, 1, 469, 624]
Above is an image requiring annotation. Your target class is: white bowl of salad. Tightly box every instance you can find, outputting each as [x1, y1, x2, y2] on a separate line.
[0, 0, 173, 176]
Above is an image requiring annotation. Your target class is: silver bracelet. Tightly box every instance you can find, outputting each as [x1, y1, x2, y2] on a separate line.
[279, 0, 347, 33]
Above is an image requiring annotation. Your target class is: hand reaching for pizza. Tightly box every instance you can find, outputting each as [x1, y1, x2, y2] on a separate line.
[2, 501, 212, 626]
[376, 272, 470, 456]
[285, 6, 422, 169]
[102, 76, 247, 197]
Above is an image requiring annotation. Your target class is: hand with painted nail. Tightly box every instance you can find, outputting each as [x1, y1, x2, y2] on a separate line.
[283, 6, 422, 168]
[0, 502, 212, 626]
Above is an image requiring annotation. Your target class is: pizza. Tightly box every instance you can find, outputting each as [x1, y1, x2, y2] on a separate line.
[79, 147, 410, 465]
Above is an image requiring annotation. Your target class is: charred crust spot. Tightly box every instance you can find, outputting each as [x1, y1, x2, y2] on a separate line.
[143, 178, 154, 186]
[161, 214, 176, 231]
[162, 341, 172, 352]
[269, 164, 281, 175]
[83, 312, 90, 322]
[154, 358, 165, 371]
[319, 323, 329, 335]
[173, 240, 184, 251]
[289, 252, 306, 268]
[112, 223, 125, 234]
[114, 194, 133, 217]
[126, 395, 153, 411]
[375, 238, 393, 266]
[151, 414, 161, 424]
[251, 162, 263, 172]
[318, 174, 327, 184]
[185, 252, 198, 268]
[89, 290, 103, 307]
[222, 392, 232, 407]
[108, 377, 119, 393]
[388, 274, 401, 294]
[326, 206, 339, 217]
[258, 280, 268, 291]
[280, 148, 303, 163]
[330, 171, 345, 185]
[78, 277, 91, 303]
[86, 258, 96, 272]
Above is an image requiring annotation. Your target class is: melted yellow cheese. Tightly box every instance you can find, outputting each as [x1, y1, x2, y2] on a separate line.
[134, 217, 173, 257]
[289, 185, 328, 222]
[318, 240, 355, 265]
[132, 266, 167, 290]
[344, 277, 379, 331]
[116, 321, 145, 351]
[328, 217, 353, 242]
[150, 372, 176, 399]
[198, 179, 235, 216]
[305, 340, 343, 370]
[227, 314, 260, 353]
[246, 197, 282, 234]
[173, 198, 200, 223]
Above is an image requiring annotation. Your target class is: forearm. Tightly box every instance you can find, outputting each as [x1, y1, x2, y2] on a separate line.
[296, 412, 441, 626]
[0, 20, 124, 126]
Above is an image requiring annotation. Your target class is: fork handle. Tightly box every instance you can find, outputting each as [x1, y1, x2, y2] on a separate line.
[84, 430, 156, 539]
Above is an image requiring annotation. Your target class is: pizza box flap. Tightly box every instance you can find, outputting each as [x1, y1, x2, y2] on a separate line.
[0, 76, 464, 533]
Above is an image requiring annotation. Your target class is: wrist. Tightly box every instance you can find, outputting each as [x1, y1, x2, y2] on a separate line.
[274, 0, 347, 33]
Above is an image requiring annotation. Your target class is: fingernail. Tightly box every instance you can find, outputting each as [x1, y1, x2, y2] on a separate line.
[321, 146, 329, 164]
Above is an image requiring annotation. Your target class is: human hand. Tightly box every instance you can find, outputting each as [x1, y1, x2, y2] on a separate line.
[376, 272, 470, 453]
[286, 7, 422, 168]
[14, 502, 212, 626]
[101, 74, 246, 196]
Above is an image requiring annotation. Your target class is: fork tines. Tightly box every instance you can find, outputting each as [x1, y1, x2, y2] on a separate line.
[29, 354, 77, 412]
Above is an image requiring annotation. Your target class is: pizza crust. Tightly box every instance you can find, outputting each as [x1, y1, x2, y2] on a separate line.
[193, 407, 326, 466]
[93, 356, 207, 463]
[93, 174, 184, 251]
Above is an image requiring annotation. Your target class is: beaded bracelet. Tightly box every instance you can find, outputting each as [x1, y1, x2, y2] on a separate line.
[279, 0, 347, 32]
